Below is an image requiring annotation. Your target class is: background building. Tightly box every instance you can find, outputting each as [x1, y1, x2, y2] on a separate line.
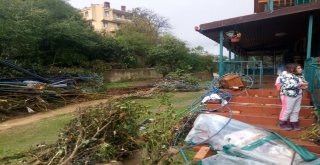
[80, 1, 131, 33]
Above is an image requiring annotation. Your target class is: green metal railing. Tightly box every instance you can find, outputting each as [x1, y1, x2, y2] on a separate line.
[267, 0, 319, 12]
[295, 0, 318, 5]
[304, 57, 320, 118]
[223, 60, 263, 88]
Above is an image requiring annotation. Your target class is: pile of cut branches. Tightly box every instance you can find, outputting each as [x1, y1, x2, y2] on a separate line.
[0, 77, 106, 121]
[0, 59, 106, 121]
[156, 70, 201, 92]
[25, 99, 146, 165]
[301, 122, 320, 145]
[156, 79, 201, 92]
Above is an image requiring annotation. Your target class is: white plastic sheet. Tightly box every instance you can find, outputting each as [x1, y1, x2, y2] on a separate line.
[185, 114, 320, 165]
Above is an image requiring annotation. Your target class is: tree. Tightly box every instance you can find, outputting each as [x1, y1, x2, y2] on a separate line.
[130, 7, 170, 34]
[188, 46, 220, 73]
[190, 46, 213, 56]
[0, 0, 122, 71]
[115, 7, 171, 68]
[148, 34, 189, 76]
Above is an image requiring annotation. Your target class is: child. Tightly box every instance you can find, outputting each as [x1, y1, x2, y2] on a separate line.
[277, 63, 307, 131]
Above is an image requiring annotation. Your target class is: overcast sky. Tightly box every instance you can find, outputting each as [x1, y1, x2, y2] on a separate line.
[67, 0, 253, 55]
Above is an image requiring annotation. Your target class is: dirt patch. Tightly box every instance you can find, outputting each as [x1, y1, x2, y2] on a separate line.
[0, 84, 159, 132]
[0, 98, 113, 131]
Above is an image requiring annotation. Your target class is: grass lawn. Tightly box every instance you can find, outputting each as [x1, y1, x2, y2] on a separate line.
[132, 91, 206, 115]
[0, 90, 206, 163]
[0, 114, 74, 161]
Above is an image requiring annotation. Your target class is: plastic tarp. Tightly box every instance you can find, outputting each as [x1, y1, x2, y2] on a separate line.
[185, 114, 320, 165]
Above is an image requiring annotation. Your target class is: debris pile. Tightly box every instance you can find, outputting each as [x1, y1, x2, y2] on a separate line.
[0, 60, 100, 121]
[156, 78, 201, 92]
[155, 70, 201, 92]
[25, 100, 145, 165]
[173, 75, 319, 164]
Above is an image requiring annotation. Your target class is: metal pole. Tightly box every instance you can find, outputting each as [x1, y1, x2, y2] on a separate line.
[229, 46, 232, 61]
[219, 30, 224, 76]
[307, 15, 313, 59]
[273, 51, 276, 75]
[260, 61, 263, 88]
[0, 60, 51, 83]
[268, 0, 274, 11]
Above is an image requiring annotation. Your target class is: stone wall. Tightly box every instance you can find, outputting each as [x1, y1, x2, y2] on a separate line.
[103, 68, 162, 82]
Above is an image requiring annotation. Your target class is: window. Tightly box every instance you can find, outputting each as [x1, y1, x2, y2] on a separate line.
[84, 11, 88, 17]
[103, 22, 108, 28]
[104, 11, 109, 17]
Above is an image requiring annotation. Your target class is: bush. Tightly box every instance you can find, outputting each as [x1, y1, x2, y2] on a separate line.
[166, 69, 199, 86]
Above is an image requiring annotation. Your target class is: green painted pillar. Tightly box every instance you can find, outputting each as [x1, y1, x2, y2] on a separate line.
[219, 30, 224, 76]
[268, 0, 274, 11]
[307, 15, 313, 59]
[228, 47, 231, 61]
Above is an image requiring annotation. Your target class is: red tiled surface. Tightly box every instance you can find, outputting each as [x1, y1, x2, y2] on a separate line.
[205, 88, 319, 154]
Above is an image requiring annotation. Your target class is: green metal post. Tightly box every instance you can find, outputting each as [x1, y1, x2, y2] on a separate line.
[307, 15, 313, 59]
[219, 30, 224, 76]
[260, 61, 263, 88]
[240, 61, 243, 75]
[229, 47, 231, 61]
[239, 50, 242, 74]
[268, 0, 274, 11]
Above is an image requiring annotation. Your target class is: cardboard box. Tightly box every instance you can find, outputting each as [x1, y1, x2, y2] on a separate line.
[221, 75, 244, 89]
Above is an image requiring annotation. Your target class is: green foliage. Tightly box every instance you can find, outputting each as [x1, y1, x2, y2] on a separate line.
[115, 33, 151, 68]
[166, 69, 199, 86]
[157, 70, 201, 92]
[130, 7, 170, 34]
[96, 143, 117, 160]
[0, 0, 218, 75]
[0, 0, 123, 72]
[148, 34, 190, 76]
[115, 7, 169, 68]
[0, 91, 206, 164]
[140, 93, 181, 164]
[25, 100, 147, 164]
[188, 46, 219, 73]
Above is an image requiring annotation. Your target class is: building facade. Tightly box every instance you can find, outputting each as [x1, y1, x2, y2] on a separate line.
[196, 0, 320, 109]
[197, 0, 320, 76]
[80, 1, 131, 33]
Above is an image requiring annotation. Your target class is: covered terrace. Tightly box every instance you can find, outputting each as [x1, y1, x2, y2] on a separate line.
[196, 1, 320, 111]
[196, 2, 320, 77]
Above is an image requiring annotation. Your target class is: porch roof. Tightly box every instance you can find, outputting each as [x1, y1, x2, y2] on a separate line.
[198, 2, 320, 52]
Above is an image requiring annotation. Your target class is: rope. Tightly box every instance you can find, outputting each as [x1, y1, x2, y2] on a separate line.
[173, 73, 254, 164]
